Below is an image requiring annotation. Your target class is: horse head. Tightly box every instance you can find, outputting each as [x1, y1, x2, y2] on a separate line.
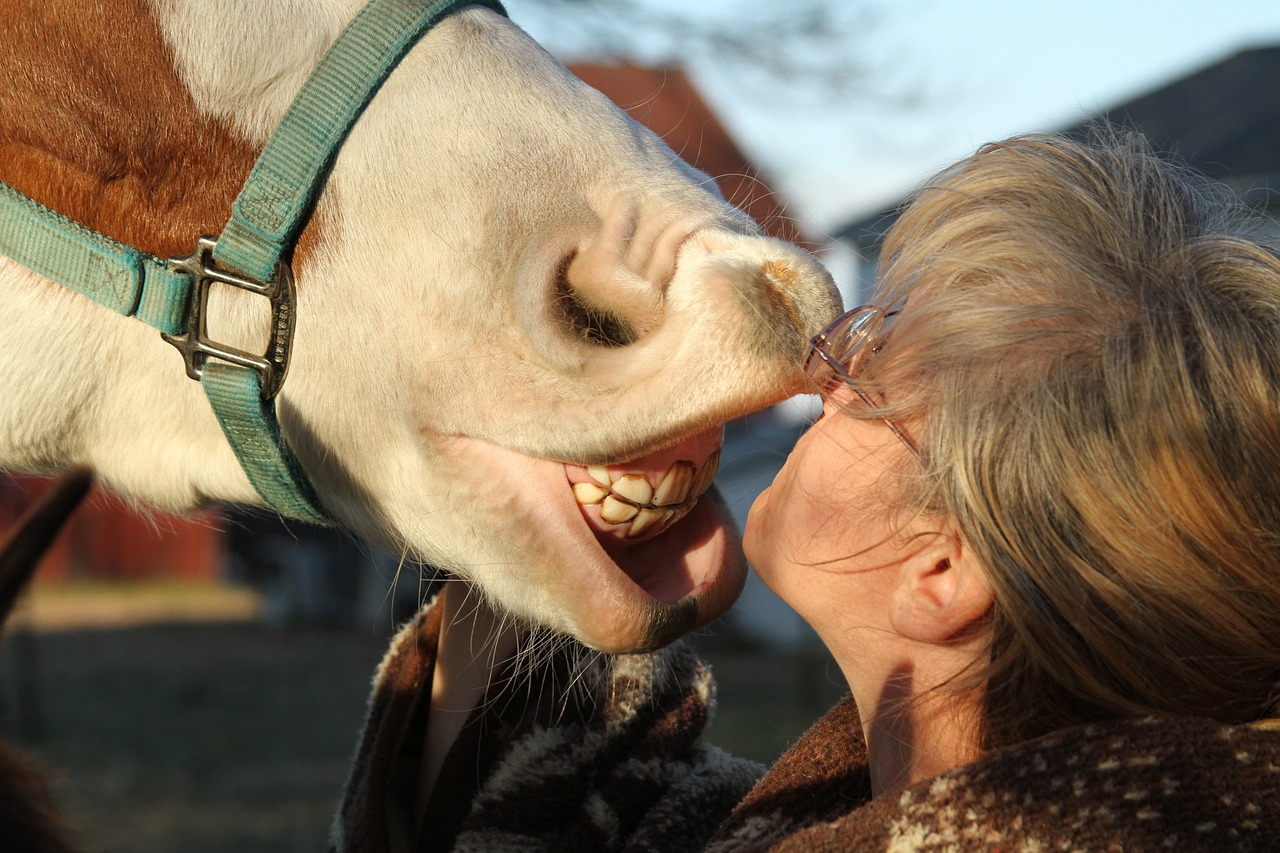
[0, 1, 841, 651]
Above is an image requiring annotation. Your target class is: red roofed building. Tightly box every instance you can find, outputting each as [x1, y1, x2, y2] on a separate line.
[570, 63, 811, 248]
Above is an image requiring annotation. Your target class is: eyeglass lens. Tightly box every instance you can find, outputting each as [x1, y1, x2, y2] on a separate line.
[806, 309, 880, 393]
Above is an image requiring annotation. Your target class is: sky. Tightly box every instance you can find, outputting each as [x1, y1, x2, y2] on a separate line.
[508, 0, 1280, 241]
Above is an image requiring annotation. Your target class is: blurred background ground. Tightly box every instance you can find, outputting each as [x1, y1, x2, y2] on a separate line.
[0, 579, 846, 853]
[0, 417, 843, 851]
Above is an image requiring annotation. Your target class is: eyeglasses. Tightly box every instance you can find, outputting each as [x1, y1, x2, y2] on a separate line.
[804, 305, 921, 460]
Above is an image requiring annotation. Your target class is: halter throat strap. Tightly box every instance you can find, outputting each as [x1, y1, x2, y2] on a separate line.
[0, 0, 507, 524]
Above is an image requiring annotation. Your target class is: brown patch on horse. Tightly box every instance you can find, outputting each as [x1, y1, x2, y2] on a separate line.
[0, 0, 258, 260]
[0, 0, 326, 277]
[733, 260, 807, 363]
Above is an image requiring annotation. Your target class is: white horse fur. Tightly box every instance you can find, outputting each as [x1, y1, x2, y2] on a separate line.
[0, 1, 840, 651]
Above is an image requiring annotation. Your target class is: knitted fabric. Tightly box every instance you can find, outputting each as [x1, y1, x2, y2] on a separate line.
[332, 598, 1280, 851]
[330, 598, 761, 852]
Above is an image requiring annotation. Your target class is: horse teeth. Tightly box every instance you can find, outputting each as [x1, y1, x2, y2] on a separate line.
[572, 482, 609, 506]
[600, 495, 640, 524]
[611, 474, 653, 505]
[652, 460, 694, 506]
[576, 450, 719, 534]
[627, 507, 672, 538]
[690, 449, 721, 498]
[666, 500, 694, 526]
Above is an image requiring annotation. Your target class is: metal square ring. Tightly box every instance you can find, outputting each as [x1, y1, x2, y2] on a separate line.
[161, 235, 296, 400]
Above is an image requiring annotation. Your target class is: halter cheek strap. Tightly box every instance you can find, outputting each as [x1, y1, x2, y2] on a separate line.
[0, 0, 507, 524]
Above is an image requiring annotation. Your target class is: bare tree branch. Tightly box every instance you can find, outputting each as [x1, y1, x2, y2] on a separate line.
[506, 0, 922, 107]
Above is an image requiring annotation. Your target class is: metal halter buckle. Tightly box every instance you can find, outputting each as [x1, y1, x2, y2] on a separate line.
[162, 235, 296, 400]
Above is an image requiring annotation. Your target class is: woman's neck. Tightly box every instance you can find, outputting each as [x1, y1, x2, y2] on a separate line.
[840, 652, 984, 797]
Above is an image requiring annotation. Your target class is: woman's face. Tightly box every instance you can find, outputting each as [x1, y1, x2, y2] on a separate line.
[744, 390, 918, 638]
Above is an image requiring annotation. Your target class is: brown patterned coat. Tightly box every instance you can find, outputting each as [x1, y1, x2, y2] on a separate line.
[332, 599, 1280, 851]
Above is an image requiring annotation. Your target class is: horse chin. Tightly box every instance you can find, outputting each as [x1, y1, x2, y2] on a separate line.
[563, 487, 746, 653]
[432, 430, 745, 653]
[594, 491, 747, 651]
[564, 427, 744, 648]
[598, 495, 725, 604]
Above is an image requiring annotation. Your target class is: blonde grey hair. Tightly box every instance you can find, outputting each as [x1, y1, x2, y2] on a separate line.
[862, 130, 1280, 750]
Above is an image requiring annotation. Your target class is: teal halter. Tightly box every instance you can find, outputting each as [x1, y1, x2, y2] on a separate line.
[0, 0, 507, 523]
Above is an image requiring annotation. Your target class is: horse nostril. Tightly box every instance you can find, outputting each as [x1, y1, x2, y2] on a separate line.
[554, 252, 639, 347]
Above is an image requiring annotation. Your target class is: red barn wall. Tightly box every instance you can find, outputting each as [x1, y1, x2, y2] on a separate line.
[0, 475, 222, 583]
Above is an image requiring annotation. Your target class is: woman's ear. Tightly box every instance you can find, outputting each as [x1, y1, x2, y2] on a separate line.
[889, 520, 992, 645]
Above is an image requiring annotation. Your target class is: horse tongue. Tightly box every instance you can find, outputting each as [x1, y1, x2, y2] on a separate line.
[566, 427, 723, 545]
